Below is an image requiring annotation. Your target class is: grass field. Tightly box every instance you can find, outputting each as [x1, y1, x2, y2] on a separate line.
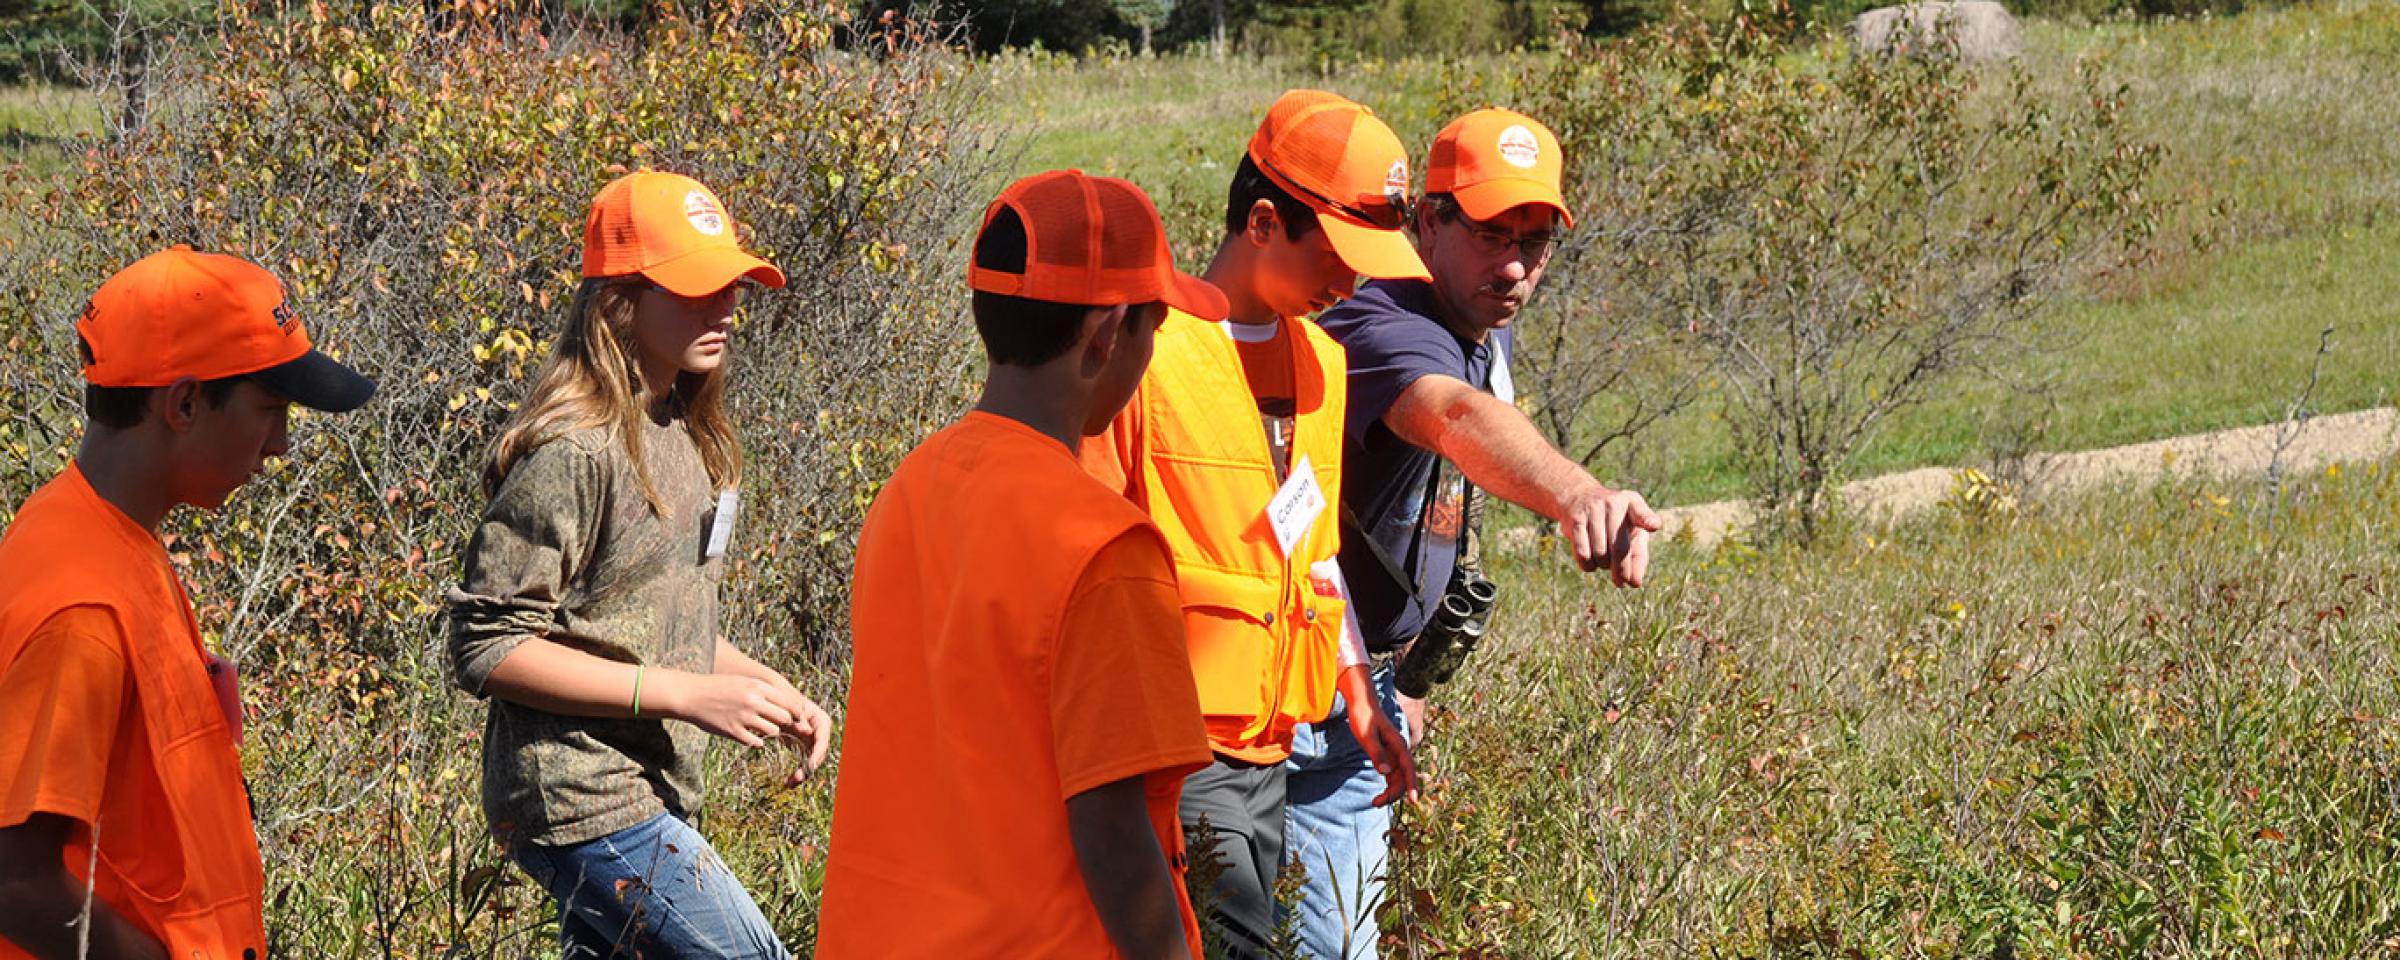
[0, 82, 98, 182]
[1390, 455, 2400, 957]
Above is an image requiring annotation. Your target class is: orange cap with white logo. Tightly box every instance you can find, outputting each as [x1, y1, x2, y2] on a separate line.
[1246, 90, 1432, 282]
[1426, 108, 1574, 228]
[78, 245, 376, 412]
[582, 171, 788, 297]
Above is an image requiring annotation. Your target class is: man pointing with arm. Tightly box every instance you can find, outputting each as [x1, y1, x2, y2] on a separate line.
[1283, 108, 1661, 960]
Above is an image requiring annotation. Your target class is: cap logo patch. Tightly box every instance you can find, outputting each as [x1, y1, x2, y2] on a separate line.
[683, 190, 728, 236]
[1383, 159, 1410, 208]
[273, 301, 299, 334]
[1497, 125, 1541, 169]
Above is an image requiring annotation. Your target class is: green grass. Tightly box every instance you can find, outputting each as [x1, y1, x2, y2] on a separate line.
[1641, 223, 2400, 504]
[0, 82, 99, 181]
[1395, 456, 2400, 955]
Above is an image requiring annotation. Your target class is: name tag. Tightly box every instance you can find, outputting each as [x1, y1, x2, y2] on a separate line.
[1266, 456, 1327, 559]
[705, 489, 739, 559]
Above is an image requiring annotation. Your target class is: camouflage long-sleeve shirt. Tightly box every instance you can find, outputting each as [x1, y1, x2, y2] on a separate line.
[447, 416, 728, 847]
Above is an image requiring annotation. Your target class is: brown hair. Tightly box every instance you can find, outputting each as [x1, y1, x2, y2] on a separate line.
[484, 277, 741, 510]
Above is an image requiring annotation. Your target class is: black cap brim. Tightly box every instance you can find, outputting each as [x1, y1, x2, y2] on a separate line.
[252, 349, 376, 413]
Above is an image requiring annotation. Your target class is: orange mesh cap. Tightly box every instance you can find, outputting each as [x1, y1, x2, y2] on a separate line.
[78, 246, 376, 411]
[1246, 90, 1431, 281]
[582, 170, 787, 297]
[1426, 108, 1574, 228]
[969, 169, 1229, 322]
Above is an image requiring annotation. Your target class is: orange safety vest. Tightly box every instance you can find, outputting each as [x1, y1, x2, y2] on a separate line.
[1098, 309, 1350, 763]
[0, 466, 268, 960]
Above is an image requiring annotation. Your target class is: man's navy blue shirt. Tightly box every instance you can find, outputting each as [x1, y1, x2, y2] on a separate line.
[1317, 279, 1509, 652]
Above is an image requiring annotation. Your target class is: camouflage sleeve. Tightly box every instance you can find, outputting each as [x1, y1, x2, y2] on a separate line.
[445, 436, 609, 697]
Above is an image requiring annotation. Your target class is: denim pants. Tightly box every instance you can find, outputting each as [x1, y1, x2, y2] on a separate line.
[510, 811, 791, 959]
[1282, 664, 1406, 960]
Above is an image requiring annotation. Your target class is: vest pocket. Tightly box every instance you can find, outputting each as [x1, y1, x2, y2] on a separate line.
[1175, 567, 1280, 719]
[136, 730, 266, 953]
[114, 656, 266, 954]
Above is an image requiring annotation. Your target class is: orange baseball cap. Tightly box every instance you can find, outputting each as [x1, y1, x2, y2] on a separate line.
[1246, 90, 1431, 282]
[78, 245, 376, 412]
[582, 171, 787, 297]
[968, 169, 1228, 322]
[1426, 108, 1574, 228]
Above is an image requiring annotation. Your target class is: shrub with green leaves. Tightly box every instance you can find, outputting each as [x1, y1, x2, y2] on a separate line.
[1481, 7, 2162, 540]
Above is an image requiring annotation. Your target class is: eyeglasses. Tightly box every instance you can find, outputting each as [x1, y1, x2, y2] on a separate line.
[1458, 221, 1563, 265]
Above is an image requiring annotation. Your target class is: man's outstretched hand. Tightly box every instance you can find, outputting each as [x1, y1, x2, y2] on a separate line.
[1558, 483, 1662, 588]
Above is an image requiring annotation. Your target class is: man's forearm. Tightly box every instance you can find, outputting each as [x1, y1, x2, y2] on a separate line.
[1066, 777, 1192, 960]
[1410, 381, 1601, 522]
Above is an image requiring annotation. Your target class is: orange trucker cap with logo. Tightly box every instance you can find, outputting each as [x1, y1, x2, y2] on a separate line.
[968, 169, 1229, 322]
[1426, 108, 1574, 228]
[1246, 90, 1431, 282]
[78, 245, 377, 412]
[583, 170, 788, 297]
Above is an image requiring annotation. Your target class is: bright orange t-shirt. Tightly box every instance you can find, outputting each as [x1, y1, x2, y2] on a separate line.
[0, 465, 265, 959]
[1233, 319, 1298, 479]
[819, 412, 1211, 958]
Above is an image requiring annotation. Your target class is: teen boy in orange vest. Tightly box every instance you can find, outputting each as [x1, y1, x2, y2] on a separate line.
[0, 247, 376, 960]
[817, 170, 1221, 959]
[1079, 89, 1426, 958]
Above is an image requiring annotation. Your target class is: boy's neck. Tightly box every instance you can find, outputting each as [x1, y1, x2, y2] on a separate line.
[973, 365, 1089, 453]
[75, 430, 174, 532]
[1205, 237, 1280, 328]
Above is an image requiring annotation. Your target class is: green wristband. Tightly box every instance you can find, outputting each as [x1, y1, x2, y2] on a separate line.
[632, 665, 646, 716]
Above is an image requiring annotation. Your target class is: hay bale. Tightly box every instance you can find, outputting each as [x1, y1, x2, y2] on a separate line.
[1850, 1, 2023, 62]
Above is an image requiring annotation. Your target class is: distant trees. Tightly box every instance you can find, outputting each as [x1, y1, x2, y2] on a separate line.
[861, 0, 1610, 55]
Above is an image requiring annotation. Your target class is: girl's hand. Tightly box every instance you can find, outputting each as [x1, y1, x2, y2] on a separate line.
[653, 672, 804, 748]
[780, 690, 835, 786]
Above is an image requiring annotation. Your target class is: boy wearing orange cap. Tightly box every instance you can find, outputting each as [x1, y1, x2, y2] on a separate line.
[1078, 89, 1424, 959]
[1286, 109, 1663, 959]
[0, 247, 375, 960]
[818, 170, 1220, 959]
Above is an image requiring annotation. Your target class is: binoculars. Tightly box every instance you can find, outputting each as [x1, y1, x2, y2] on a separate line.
[1393, 566, 1499, 698]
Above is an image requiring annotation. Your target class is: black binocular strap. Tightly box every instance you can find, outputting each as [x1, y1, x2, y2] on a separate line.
[1338, 458, 1474, 618]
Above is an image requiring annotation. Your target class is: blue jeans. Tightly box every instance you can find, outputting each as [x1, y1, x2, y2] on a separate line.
[509, 811, 791, 959]
[1282, 664, 1405, 960]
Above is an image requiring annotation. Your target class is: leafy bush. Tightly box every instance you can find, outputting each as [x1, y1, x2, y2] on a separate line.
[1481, 7, 2162, 540]
[0, 0, 994, 950]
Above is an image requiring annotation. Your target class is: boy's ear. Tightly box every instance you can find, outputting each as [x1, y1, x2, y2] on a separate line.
[1081, 302, 1129, 372]
[1245, 198, 1281, 246]
[157, 377, 203, 434]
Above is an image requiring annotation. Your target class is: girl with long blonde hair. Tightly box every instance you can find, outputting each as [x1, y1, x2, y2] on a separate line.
[448, 171, 828, 959]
